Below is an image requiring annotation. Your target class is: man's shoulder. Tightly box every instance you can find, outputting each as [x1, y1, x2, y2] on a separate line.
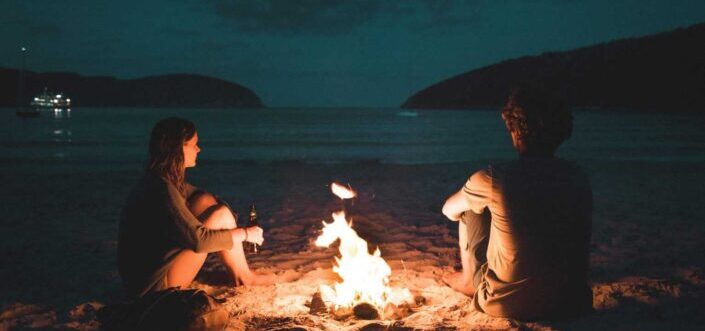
[465, 162, 509, 182]
[482, 160, 517, 178]
[491, 158, 585, 172]
[484, 159, 590, 187]
[467, 166, 492, 180]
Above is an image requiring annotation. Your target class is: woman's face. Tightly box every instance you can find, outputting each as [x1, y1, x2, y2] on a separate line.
[183, 132, 201, 168]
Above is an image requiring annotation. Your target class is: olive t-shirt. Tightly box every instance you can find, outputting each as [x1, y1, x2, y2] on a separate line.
[463, 158, 593, 320]
[117, 172, 233, 297]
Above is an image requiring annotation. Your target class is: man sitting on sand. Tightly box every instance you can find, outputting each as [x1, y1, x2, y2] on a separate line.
[442, 87, 593, 321]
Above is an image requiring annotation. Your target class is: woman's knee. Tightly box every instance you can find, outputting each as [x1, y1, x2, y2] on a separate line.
[203, 204, 237, 230]
[188, 191, 218, 216]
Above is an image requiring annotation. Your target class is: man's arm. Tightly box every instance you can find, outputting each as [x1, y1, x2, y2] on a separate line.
[442, 169, 492, 222]
[442, 190, 470, 222]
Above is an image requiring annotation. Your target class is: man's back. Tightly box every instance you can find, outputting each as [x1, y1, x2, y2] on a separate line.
[465, 158, 592, 320]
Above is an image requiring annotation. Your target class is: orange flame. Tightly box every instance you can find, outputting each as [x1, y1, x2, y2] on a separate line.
[331, 182, 356, 199]
[316, 183, 412, 312]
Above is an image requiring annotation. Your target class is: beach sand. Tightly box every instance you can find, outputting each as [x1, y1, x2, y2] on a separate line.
[1, 160, 704, 330]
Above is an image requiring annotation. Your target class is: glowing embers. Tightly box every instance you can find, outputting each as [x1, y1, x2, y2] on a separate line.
[313, 182, 414, 319]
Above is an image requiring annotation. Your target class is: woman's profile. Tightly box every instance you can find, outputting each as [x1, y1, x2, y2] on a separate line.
[118, 117, 272, 297]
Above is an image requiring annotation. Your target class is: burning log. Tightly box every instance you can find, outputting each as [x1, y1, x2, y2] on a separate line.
[353, 302, 379, 320]
[307, 291, 422, 320]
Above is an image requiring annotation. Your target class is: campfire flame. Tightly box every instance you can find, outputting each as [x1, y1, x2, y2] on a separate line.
[315, 182, 413, 312]
[330, 182, 357, 200]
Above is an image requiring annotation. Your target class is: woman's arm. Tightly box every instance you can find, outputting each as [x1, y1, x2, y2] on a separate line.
[161, 181, 235, 253]
[232, 226, 264, 245]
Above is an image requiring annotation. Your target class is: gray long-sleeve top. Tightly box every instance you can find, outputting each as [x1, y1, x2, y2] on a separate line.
[117, 172, 233, 297]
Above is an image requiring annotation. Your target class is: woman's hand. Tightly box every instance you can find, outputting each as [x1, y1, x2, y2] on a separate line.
[244, 226, 264, 245]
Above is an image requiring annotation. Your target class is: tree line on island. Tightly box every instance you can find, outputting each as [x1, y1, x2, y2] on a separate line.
[402, 22, 705, 111]
[0, 70, 263, 108]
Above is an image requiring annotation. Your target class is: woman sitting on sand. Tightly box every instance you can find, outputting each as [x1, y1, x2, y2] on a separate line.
[118, 117, 272, 297]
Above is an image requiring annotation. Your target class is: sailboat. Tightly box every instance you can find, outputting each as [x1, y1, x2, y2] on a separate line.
[15, 47, 40, 118]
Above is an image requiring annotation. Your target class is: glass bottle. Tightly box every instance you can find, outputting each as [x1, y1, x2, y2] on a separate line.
[245, 204, 259, 254]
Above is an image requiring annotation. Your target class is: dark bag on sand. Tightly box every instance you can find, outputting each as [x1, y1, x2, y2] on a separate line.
[97, 288, 229, 331]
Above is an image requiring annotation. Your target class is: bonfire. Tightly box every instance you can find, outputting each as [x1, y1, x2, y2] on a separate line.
[313, 182, 414, 319]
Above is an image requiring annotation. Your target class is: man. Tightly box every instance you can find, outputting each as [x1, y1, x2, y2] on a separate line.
[442, 87, 593, 321]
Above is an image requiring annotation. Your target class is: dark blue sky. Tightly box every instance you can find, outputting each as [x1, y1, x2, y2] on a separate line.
[3, 0, 705, 107]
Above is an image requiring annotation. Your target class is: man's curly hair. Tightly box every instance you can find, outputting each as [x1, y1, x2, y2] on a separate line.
[501, 86, 573, 152]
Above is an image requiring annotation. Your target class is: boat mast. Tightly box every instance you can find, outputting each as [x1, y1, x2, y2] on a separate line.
[17, 47, 27, 109]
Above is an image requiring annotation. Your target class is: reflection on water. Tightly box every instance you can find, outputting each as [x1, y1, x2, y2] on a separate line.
[52, 127, 72, 143]
[396, 111, 418, 117]
[52, 108, 71, 119]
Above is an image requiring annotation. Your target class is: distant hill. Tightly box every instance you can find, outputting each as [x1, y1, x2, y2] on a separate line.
[402, 22, 705, 111]
[0, 69, 264, 108]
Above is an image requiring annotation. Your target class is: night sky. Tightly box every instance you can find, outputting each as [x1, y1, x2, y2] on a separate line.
[3, 0, 705, 107]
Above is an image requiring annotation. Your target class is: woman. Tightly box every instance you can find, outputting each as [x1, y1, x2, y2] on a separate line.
[118, 117, 271, 297]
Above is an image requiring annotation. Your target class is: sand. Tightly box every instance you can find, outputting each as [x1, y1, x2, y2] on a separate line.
[1, 159, 704, 330]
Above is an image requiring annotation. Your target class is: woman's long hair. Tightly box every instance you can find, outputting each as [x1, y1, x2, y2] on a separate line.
[148, 117, 196, 196]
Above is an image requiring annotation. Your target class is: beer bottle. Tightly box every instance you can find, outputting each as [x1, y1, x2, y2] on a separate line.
[245, 204, 259, 254]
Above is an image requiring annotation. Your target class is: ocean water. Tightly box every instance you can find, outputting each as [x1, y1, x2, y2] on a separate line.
[2, 107, 704, 167]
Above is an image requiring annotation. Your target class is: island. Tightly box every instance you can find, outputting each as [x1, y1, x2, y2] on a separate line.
[402, 22, 705, 111]
[0, 69, 264, 108]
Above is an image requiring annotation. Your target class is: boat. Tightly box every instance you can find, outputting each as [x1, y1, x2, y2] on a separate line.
[14, 48, 73, 117]
[30, 88, 72, 109]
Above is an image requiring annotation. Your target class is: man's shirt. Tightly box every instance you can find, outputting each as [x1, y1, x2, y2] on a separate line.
[463, 157, 593, 320]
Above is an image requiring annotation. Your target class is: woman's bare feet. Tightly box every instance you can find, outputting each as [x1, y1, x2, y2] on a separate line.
[237, 271, 276, 286]
[442, 272, 475, 296]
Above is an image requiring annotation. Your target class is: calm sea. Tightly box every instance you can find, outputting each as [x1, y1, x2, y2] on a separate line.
[2, 107, 704, 167]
